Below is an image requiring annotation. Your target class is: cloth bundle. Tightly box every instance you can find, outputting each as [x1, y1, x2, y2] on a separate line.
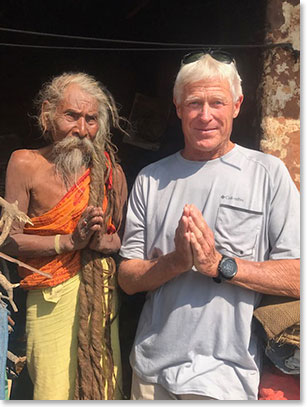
[254, 295, 300, 400]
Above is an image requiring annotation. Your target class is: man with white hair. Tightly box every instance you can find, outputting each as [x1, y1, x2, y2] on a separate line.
[118, 50, 300, 400]
[2, 72, 127, 400]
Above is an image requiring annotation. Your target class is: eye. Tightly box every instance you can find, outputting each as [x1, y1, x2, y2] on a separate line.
[212, 100, 224, 107]
[87, 115, 98, 124]
[65, 111, 78, 121]
[188, 100, 201, 108]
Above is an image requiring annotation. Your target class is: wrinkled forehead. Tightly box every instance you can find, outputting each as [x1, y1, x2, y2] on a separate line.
[183, 77, 232, 96]
[58, 83, 99, 111]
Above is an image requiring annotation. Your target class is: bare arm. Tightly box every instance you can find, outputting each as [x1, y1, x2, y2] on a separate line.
[230, 258, 299, 298]
[119, 254, 186, 295]
[188, 204, 300, 299]
[118, 205, 193, 295]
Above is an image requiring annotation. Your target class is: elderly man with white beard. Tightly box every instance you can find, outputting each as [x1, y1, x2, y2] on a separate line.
[2, 73, 128, 400]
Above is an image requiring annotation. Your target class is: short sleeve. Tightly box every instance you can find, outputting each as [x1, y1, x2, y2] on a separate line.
[119, 172, 147, 260]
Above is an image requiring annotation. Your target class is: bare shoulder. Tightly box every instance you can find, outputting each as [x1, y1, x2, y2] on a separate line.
[7, 148, 51, 183]
[5, 147, 56, 216]
[5, 148, 49, 196]
[8, 149, 44, 171]
[4, 150, 43, 213]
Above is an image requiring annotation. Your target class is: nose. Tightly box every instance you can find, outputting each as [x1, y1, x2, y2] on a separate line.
[199, 103, 211, 121]
[74, 117, 88, 138]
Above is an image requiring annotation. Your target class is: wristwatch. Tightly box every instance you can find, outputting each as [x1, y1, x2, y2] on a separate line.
[213, 256, 237, 283]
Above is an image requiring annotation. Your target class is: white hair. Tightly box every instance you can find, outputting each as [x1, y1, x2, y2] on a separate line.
[173, 54, 243, 104]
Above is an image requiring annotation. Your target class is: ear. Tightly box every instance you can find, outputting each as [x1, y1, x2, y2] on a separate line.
[41, 100, 51, 132]
[173, 97, 182, 119]
[233, 95, 244, 119]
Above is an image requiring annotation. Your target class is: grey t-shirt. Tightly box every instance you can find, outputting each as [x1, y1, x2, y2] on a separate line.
[120, 144, 300, 400]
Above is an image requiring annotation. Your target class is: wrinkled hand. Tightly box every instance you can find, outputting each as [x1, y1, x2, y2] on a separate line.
[71, 206, 104, 250]
[188, 204, 221, 277]
[89, 231, 121, 254]
[173, 204, 194, 272]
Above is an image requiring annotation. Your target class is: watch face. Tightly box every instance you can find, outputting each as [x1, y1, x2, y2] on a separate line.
[220, 257, 237, 279]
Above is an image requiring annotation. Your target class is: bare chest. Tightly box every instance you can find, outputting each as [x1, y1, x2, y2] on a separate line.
[28, 166, 70, 218]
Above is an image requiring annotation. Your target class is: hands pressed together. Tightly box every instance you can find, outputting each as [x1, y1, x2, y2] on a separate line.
[174, 204, 222, 277]
[69, 206, 120, 253]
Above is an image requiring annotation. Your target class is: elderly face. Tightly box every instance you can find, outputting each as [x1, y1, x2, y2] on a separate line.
[45, 84, 101, 187]
[175, 78, 243, 161]
[49, 83, 100, 143]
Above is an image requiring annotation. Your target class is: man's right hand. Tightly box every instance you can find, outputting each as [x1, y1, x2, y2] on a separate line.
[173, 204, 194, 272]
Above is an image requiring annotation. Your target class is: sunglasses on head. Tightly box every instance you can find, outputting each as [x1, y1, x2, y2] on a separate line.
[181, 49, 236, 66]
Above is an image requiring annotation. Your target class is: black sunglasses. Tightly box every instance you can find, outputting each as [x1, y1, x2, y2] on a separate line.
[181, 49, 236, 66]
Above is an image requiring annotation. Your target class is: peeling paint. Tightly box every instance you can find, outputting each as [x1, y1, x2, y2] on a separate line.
[274, 80, 298, 108]
[259, 0, 299, 188]
[280, 2, 300, 50]
[260, 116, 298, 146]
[261, 75, 299, 116]
[275, 62, 289, 74]
[260, 116, 300, 189]
[266, 1, 300, 50]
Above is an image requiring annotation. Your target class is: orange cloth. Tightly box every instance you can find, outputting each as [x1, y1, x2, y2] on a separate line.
[19, 166, 114, 290]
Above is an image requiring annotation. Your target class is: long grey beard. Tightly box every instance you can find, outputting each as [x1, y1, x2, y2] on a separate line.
[51, 137, 95, 189]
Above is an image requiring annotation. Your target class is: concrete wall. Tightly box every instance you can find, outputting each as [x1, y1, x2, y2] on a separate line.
[259, 0, 300, 189]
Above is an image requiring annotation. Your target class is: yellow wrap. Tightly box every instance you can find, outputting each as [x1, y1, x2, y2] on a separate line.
[26, 259, 122, 400]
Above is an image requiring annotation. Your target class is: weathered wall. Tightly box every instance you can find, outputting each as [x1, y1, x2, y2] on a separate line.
[259, 0, 300, 189]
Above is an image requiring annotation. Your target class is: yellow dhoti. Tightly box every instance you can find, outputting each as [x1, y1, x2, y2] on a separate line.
[26, 260, 122, 400]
